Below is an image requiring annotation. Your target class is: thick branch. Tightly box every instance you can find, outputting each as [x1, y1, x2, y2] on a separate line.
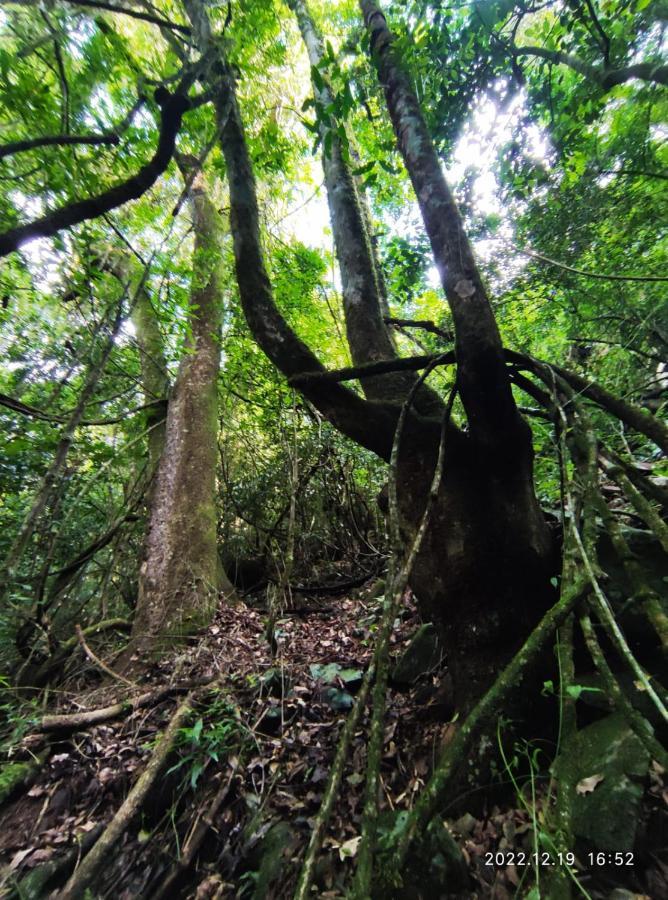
[507, 350, 668, 455]
[38, 678, 211, 732]
[287, 0, 436, 409]
[0, 88, 190, 259]
[289, 353, 448, 386]
[60, 695, 194, 900]
[196, 30, 398, 459]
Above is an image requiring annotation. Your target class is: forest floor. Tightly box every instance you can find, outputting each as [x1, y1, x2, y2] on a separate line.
[0, 581, 665, 899]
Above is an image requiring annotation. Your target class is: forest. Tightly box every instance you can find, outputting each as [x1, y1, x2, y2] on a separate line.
[0, 0, 666, 897]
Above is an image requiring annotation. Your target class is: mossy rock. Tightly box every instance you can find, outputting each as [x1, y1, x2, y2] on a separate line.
[391, 623, 442, 686]
[250, 821, 295, 900]
[554, 713, 650, 851]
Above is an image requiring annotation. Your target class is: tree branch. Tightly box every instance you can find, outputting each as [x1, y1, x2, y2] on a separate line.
[0, 132, 120, 160]
[521, 246, 668, 282]
[384, 316, 454, 341]
[0, 87, 190, 259]
[4, 0, 191, 34]
[289, 353, 451, 386]
[514, 45, 668, 89]
[0, 95, 145, 161]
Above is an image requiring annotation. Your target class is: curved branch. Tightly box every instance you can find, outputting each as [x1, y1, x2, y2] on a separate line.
[0, 88, 190, 259]
[507, 350, 668, 455]
[0, 95, 145, 162]
[514, 45, 668, 89]
[4, 0, 191, 34]
[209, 56, 399, 459]
[360, 0, 522, 447]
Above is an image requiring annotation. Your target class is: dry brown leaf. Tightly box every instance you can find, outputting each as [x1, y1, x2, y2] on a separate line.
[576, 773, 605, 794]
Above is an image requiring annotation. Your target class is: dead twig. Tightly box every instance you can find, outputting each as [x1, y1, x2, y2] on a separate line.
[75, 623, 138, 689]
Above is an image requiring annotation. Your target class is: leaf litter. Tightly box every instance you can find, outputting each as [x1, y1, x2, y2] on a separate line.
[0, 582, 665, 898]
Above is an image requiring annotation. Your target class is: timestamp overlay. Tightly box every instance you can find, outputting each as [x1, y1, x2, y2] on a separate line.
[484, 850, 635, 868]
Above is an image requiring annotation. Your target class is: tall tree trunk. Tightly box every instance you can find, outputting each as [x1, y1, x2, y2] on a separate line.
[287, 0, 440, 412]
[129, 163, 234, 654]
[184, 0, 399, 460]
[360, 0, 519, 446]
[359, 0, 557, 711]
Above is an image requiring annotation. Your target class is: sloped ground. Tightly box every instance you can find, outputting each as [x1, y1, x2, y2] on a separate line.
[0, 584, 666, 898]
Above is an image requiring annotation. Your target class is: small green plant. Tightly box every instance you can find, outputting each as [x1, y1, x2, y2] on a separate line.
[0, 677, 40, 756]
[168, 693, 243, 789]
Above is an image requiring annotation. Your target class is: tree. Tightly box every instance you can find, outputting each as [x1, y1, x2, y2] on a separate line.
[129, 158, 236, 654]
[0, 0, 665, 708]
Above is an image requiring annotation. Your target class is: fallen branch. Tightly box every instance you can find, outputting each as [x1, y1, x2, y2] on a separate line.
[59, 693, 195, 900]
[38, 677, 212, 732]
[580, 611, 668, 768]
[591, 489, 668, 651]
[599, 454, 668, 553]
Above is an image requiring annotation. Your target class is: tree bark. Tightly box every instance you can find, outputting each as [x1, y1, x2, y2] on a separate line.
[287, 0, 440, 412]
[130, 286, 169, 470]
[360, 0, 524, 448]
[129, 164, 234, 653]
[188, 0, 556, 712]
[177, 0, 401, 461]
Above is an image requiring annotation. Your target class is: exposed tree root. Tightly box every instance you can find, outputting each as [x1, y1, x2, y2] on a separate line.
[59, 693, 195, 900]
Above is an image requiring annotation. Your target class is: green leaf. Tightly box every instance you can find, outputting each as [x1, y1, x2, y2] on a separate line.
[311, 64, 325, 92]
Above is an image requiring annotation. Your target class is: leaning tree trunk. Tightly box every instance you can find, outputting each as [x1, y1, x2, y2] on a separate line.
[359, 0, 557, 710]
[129, 163, 235, 654]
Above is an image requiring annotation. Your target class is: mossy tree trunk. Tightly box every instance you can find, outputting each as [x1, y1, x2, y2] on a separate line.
[129, 163, 234, 654]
